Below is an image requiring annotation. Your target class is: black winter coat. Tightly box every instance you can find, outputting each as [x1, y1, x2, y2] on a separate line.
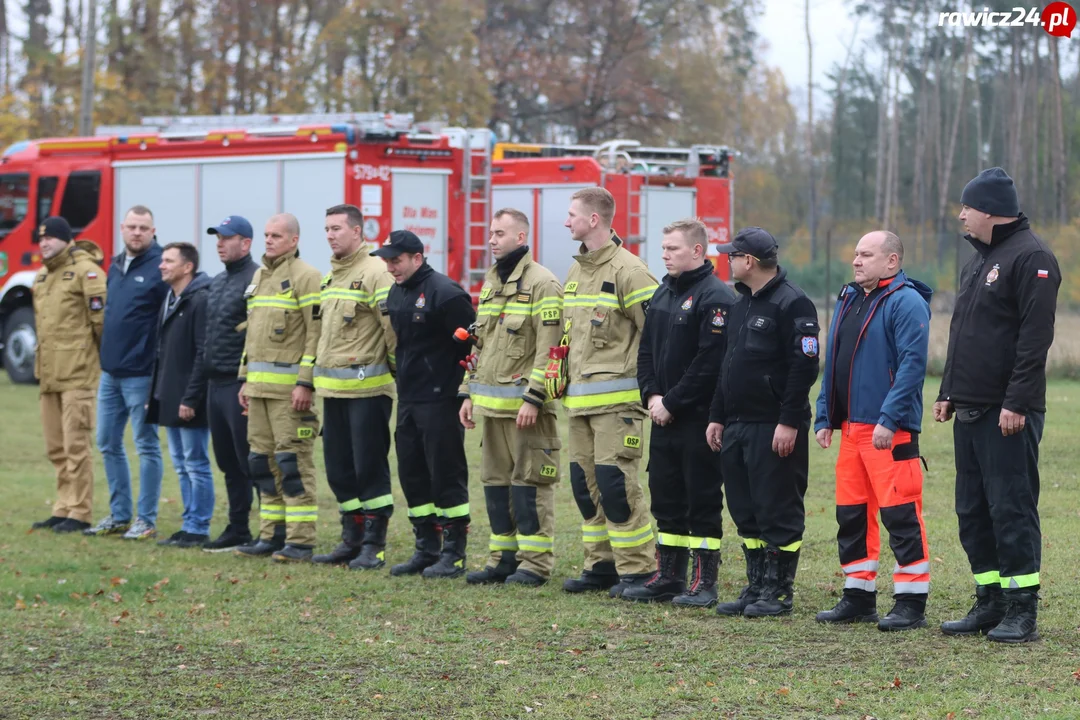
[147, 273, 211, 427]
[203, 254, 258, 381]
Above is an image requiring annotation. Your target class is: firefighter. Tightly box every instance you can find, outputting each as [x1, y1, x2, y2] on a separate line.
[814, 231, 933, 631]
[558, 187, 659, 598]
[30, 217, 107, 534]
[706, 227, 819, 617]
[935, 168, 1060, 643]
[311, 204, 397, 570]
[236, 213, 323, 563]
[459, 208, 564, 587]
[625, 218, 735, 606]
[373, 230, 476, 579]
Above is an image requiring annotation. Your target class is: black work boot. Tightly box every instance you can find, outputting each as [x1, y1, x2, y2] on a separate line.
[562, 561, 619, 593]
[816, 590, 879, 624]
[987, 589, 1040, 643]
[349, 515, 390, 570]
[313, 513, 364, 565]
[390, 522, 442, 576]
[878, 595, 927, 631]
[940, 584, 1006, 636]
[744, 546, 799, 618]
[716, 546, 767, 616]
[271, 544, 314, 563]
[466, 551, 519, 585]
[622, 546, 689, 603]
[234, 526, 286, 558]
[53, 518, 91, 534]
[610, 573, 653, 598]
[505, 568, 547, 587]
[673, 549, 722, 608]
[32, 516, 66, 530]
[423, 521, 469, 579]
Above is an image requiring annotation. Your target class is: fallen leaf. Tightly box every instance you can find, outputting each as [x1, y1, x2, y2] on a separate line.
[110, 577, 128, 587]
[14, 598, 27, 611]
[440, 674, 451, 680]
[706, 681, 715, 687]
[373, 694, 383, 700]
[494, 660, 510, 665]
[1072, 668, 1080, 682]
[746, 678, 758, 685]
[947, 713, 956, 720]
[834, 698, 843, 709]
[777, 687, 791, 696]
[892, 676, 902, 688]
[178, 664, 187, 670]
[152, 578, 170, 591]
[215, 683, 223, 689]
[109, 592, 122, 603]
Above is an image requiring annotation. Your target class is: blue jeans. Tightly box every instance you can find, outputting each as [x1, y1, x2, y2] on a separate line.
[165, 426, 215, 536]
[96, 372, 163, 525]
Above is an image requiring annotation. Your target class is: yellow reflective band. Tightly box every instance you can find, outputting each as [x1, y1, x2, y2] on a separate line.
[517, 534, 553, 552]
[1001, 572, 1040, 589]
[609, 525, 654, 548]
[743, 538, 767, 549]
[297, 293, 320, 308]
[301, 355, 316, 364]
[657, 532, 690, 548]
[247, 371, 298, 385]
[313, 373, 394, 391]
[387, 353, 396, 364]
[373, 286, 389, 300]
[408, 503, 437, 518]
[489, 534, 519, 552]
[260, 505, 286, 521]
[339, 498, 362, 512]
[529, 368, 546, 383]
[321, 288, 373, 303]
[285, 506, 318, 522]
[974, 570, 1001, 586]
[624, 285, 659, 307]
[361, 494, 394, 510]
[563, 390, 640, 409]
[563, 294, 619, 309]
[688, 536, 722, 550]
[439, 503, 470, 519]
[778, 540, 802, 552]
[248, 297, 299, 310]
[582, 524, 609, 543]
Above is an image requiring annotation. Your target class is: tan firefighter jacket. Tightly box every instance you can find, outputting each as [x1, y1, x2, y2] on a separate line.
[33, 240, 107, 392]
[239, 251, 322, 399]
[460, 250, 563, 418]
[563, 232, 659, 417]
[313, 244, 397, 399]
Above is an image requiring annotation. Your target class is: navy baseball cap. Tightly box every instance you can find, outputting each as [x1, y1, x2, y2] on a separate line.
[714, 226, 778, 260]
[371, 230, 425, 258]
[207, 215, 254, 239]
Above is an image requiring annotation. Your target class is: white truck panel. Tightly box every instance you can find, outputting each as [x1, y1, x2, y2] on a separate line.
[113, 164, 198, 256]
[643, 186, 696, 281]
[198, 161, 279, 277]
[281, 156, 345, 274]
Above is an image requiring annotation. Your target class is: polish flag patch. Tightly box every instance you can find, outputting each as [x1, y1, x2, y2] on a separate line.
[1037, 269, 1049, 279]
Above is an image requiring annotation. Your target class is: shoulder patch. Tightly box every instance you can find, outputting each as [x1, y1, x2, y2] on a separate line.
[801, 336, 819, 357]
[601, 281, 616, 294]
[351, 280, 362, 290]
[87, 271, 98, 279]
[321, 272, 333, 289]
[565, 281, 578, 294]
[795, 316, 820, 335]
[62, 271, 75, 281]
[89, 296, 104, 311]
[378, 299, 389, 316]
[516, 292, 531, 303]
[281, 279, 291, 291]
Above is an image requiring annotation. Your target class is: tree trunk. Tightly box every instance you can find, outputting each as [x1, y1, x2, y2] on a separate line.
[1049, 36, 1068, 223]
[937, 33, 971, 247]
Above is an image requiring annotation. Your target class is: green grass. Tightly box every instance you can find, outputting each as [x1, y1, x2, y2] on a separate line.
[2, 374, 1080, 719]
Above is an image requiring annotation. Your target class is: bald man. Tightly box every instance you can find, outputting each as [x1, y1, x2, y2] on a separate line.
[814, 231, 933, 631]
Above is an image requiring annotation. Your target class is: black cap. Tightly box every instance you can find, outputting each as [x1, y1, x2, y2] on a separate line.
[960, 167, 1020, 217]
[370, 229, 425, 258]
[39, 216, 73, 243]
[714, 226, 778, 260]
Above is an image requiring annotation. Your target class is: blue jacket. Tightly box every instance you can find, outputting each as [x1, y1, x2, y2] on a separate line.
[100, 243, 169, 377]
[814, 271, 932, 433]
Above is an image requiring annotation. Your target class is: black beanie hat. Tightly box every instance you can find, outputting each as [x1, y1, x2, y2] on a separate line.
[39, 216, 73, 243]
[960, 167, 1020, 217]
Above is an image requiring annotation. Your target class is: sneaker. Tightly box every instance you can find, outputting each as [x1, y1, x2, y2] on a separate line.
[157, 531, 188, 547]
[84, 516, 131, 537]
[32, 516, 66, 530]
[122, 518, 157, 540]
[202, 527, 254, 553]
[53, 518, 91, 534]
[175, 533, 210, 549]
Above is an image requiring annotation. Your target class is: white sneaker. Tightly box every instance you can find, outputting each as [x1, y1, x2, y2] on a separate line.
[122, 518, 157, 540]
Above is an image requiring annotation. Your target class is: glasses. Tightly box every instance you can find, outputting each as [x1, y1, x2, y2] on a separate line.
[728, 252, 758, 260]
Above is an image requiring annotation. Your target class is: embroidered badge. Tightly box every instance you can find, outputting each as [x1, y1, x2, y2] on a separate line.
[86, 272, 98, 279]
[801, 336, 819, 357]
[89, 296, 104, 311]
[1037, 269, 1049, 279]
[711, 310, 725, 327]
[985, 263, 1000, 286]
[62, 271, 75, 280]
[415, 293, 426, 309]
[681, 295, 693, 311]
[281, 279, 291, 291]
[565, 281, 578, 294]
[351, 280, 362, 290]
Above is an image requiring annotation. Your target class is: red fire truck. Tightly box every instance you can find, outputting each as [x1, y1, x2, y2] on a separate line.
[0, 113, 733, 383]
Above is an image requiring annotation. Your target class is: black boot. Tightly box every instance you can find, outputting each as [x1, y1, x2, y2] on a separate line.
[32, 516, 66, 530]
[816, 590, 878, 624]
[716, 546, 766, 616]
[271, 544, 314, 563]
[423, 521, 469, 579]
[622, 546, 689, 603]
[562, 561, 619, 593]
[390, 522, 441, 576]
[743, 546, 799, 618]
[234, 525, 286, 558]
[987, 590, 1040, 643]
[673, 550, 722, 608]
[940, 584, 1006, 636]
[878, 594, 927, 631]
[610, 573, 653, 598]
[505, 568, 547, 586]
[466, 551, 519, 585]
[349, 514, 390, 570]
[313, 513, 364, 565]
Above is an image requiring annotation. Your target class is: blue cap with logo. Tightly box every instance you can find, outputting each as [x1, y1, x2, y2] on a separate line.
[207, 215, 254, 239]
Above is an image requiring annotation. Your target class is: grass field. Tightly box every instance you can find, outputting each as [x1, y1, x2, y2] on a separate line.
[2, 375, 1080, 719]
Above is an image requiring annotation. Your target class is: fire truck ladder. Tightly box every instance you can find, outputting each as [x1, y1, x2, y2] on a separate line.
[461, 129, 494, 286]
[596, 140, 649, 246]
[95, 112, 423, 139]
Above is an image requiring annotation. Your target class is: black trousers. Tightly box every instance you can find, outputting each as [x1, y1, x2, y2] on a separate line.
[207, 379, 253, 530]
[954, 406, 1044, 587]
[648, 419, 724, 545]
[395, 400, 469, 524]
[720, 421, 808, 548]
[322, 395, 394, 517]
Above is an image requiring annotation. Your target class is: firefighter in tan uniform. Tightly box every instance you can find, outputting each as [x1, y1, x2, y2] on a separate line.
[311, 204, 398, 570]
[31, 217, 107, 534]
[558, 187, 660, 597]
[459, 208, 564, 587]
[237, 213, 323, 563]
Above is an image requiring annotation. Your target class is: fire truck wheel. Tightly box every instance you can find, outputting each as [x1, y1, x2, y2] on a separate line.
[2, 306, 37, 385]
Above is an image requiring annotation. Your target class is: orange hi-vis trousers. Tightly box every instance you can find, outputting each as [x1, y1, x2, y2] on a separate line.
[834, 422, 930, 596]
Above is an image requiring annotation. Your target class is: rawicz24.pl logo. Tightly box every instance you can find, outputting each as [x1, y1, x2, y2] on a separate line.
[938, 2, 1076, 36]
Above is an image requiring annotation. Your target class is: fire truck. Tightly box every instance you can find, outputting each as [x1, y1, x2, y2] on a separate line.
[0, 113, 734, 383]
